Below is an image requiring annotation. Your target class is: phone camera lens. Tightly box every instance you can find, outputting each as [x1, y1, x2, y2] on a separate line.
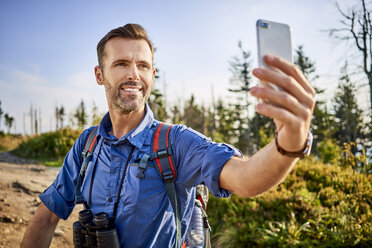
[260, 22, 269, 28]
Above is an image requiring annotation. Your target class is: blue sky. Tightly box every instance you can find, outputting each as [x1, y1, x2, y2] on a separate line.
[0, 0, 368, 134]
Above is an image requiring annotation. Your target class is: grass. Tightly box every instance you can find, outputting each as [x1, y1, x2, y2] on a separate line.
[0, 133, 26, 152]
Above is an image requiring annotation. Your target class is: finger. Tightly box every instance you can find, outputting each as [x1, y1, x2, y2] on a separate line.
[252, 68, 314, 109]
[264, 54, 315, 96]
[252, 68, 310, 105]
[255, 101, 300, 129]
[250, 86, 310, 120]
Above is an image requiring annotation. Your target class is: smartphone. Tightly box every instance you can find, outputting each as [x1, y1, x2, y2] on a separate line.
[256, 19, 292, 91]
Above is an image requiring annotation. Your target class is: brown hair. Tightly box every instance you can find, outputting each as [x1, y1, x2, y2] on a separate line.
[96, 23, 154, 69]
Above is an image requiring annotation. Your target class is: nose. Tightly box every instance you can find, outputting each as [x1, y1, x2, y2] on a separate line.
[127, 63, 140, 81]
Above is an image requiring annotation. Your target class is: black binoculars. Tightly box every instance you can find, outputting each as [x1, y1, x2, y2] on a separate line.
[73, 209, 120, 248]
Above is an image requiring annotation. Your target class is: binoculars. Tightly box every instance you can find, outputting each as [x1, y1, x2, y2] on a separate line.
[73, 209, 120, 248]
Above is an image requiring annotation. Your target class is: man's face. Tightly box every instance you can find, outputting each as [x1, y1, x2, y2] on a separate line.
[95, 37, 155, 114]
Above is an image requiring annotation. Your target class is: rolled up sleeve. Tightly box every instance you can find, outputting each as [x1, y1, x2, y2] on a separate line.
[172, 126, 242, 198]
[40, 183, 75, 220]
[39, 127, 94, 219]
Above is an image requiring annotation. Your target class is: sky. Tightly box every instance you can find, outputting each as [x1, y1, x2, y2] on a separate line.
[0, 0, 369, 134]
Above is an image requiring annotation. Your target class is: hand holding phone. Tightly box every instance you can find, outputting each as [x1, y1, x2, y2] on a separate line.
[256, 19, 292, 91]
[252, 20, 315, 156]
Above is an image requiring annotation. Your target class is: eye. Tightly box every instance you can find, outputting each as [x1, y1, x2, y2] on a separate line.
[115, 62, 128, 67]
[138, 64, 150, 70]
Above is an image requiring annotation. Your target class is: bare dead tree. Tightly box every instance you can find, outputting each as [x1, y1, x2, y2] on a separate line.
[329, 0, 372, 115]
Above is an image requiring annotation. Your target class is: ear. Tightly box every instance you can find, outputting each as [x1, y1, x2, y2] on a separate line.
[95, 66, 104, 85]
[151, 67, 156, 88]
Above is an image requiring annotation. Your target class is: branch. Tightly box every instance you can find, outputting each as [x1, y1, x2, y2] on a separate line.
[350, 11, 365, 51]
[336, 1, 352, 20]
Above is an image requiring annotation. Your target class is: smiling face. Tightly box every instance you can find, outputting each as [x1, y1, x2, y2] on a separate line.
[95, 37, 155, 114]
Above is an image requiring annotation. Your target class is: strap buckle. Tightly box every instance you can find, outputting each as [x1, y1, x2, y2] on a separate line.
[162, 169, 175, 183]
[82, 149, 89, 159]
[157, 149, 169, 159]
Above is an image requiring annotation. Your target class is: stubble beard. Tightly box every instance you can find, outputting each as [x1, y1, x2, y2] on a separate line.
[105, 80, 149, 114]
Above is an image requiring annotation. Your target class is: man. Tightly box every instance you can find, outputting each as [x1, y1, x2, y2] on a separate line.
[21, 24, 314, 247]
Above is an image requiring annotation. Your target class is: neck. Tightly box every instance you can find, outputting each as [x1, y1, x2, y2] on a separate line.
[108, 106, 146, 139]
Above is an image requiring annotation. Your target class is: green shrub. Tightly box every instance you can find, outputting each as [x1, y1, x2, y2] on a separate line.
[13, 128, 80, 165]
[208, 159, 372, 247]
[316, 138, 341, 164]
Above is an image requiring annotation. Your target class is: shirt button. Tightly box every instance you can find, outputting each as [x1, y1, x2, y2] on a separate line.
[108, 197, 113, 202]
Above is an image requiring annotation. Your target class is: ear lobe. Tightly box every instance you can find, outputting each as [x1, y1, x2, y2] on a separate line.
[95, 66, 104, 85]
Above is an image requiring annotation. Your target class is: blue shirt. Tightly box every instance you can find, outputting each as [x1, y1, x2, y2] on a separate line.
[40, 104, 241, 248]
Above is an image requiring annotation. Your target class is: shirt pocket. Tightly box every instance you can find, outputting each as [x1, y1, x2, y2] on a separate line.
[121, 157, 168, 219]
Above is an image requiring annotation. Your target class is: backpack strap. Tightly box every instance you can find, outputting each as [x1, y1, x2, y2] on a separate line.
[75, 126, 99, 206]
[151, 123, 181, 248]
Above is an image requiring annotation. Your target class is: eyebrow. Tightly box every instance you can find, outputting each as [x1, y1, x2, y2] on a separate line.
[111, 59, 152, 67]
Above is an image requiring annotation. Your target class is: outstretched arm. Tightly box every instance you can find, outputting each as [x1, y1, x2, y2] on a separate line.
[219, 54, 315, 197]
[21, 202, 60, 248]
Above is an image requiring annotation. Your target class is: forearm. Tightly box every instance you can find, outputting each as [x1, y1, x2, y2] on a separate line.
[219, 54, 315, 198]
[220, 140, 298, 197]
[21, 203, 60, 248]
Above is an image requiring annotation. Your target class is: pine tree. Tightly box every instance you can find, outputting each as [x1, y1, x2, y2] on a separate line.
[170, 103, 182, 124]
[333, 62, 365, 154]
[182, 94, 204, 133]
[329, 0, 372, 115]
[149, 56, 168, 122]
[250, 113, 275, 150]
[148, 87, 168, 122]
[228, 41, 253, 154]
[294, 45, 333, 155]
[74, 99, 87, 130]
[91, 101, 101, 126]
[213, 99, 236, 144]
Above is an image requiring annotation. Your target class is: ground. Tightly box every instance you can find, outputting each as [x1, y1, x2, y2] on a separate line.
[0, 152, 82, 248]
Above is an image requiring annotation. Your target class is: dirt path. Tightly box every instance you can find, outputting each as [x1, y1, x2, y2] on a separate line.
[0, 152, 82, 248]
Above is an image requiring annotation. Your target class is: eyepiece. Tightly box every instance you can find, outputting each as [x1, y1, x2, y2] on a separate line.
[78, 209, 93, 224]
[95, 212, 110, 227]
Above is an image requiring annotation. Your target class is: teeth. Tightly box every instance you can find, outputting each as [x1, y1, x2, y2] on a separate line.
[123, 88, 140, 92]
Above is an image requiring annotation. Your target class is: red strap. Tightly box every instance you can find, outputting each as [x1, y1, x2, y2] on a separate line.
[166, 125, 176, 178]
[153, 123, 176, 178]
[84, 126, 98, 155]
[153, 123, 164, 174]
[88, 134, 97, 153]
[197, 195, 206, 210]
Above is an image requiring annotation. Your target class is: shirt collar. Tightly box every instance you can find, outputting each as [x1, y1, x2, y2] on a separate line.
[97, 104, 155, 149]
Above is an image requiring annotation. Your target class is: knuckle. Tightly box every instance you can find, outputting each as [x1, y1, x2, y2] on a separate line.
[303, 108, 312, 119]
[307, 93, 316, 109]
[289, 65, 300, 76]
[310, 87, 316, 97]
[284, 76, 294, 87]
[281, 93, 293, 105]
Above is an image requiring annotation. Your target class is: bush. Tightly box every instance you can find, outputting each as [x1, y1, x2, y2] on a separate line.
[13, 128, 80, 165]
[316, 138, 341, 164]
[208, 159, 372, 247]
[0, 133, 25, 152]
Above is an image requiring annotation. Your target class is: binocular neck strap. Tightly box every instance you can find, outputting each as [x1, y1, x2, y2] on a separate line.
[86, 139, 103, 209]
[111, 145, 135, 224]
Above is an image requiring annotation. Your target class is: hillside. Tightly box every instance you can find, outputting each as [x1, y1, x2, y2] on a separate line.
[208, 158, 371, 247]
[0, 131, 371, 247]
